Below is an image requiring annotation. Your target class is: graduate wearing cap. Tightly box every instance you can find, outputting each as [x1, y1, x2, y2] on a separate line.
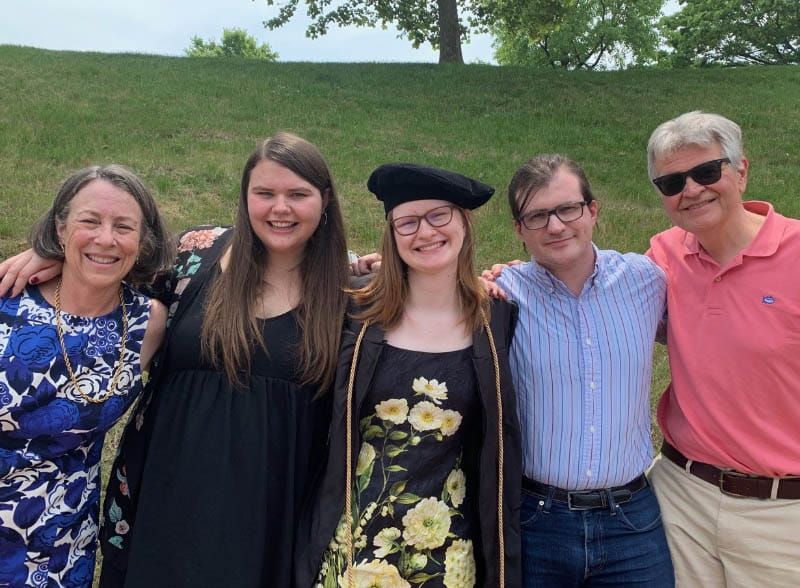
[296, 163, 522, 587]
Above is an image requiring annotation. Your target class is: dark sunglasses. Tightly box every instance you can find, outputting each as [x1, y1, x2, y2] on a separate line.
[652, 158, 731, 197]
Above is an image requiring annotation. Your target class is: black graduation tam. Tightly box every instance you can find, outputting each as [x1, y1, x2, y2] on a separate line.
[367, 162, 494, 216]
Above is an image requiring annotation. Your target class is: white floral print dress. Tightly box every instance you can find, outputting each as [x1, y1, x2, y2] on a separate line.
[317, 344, 481, 588]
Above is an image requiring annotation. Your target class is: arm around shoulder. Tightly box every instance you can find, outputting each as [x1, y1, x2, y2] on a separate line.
[140, 299, 167, 371]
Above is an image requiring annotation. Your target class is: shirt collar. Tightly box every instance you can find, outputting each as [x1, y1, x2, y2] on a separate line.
[526, 243, 601, 295]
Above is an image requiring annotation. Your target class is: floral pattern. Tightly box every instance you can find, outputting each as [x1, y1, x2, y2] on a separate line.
[317, 347, 478, 587]
[0, 284, 150, 587]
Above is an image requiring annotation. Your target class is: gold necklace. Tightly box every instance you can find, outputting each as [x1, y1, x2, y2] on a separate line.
[54, 279, 129, 404]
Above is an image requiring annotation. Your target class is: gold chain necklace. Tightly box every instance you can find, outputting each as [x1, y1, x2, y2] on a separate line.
[54, 279, 129, 404]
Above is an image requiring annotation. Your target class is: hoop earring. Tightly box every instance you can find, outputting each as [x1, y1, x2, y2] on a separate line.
[321, 211, 328, 226]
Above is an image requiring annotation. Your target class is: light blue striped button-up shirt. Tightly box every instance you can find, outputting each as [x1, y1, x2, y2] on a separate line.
[496, 247, 666, 490]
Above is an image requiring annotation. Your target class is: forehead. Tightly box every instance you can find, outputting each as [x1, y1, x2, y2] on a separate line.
[69, 179, 142, 219]
[249, 158, 315, 189]
[521, 169, 582, 211]
[391, 198, 450, 217]
[655, 143, 724, 175]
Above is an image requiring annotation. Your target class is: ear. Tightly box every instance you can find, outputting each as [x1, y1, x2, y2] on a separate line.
[322, 187, 331, 209]
[736, 156, 749, 194]
[513, 220, 524, 241]
[587, 200, 599, 225]
[55, 219, 65, 246]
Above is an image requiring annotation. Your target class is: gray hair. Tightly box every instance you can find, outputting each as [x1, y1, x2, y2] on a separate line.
[647, 111, 744, 179]
[28, 164, 175, 285]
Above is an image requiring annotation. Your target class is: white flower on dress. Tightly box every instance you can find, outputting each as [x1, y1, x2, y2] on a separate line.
[439, 410, 462, 437]
[408, 401, 444, 432]
[409, 552, 428, 570]
[443, 539, 476, 587]
[373, 527, 401, 558]
[338, 560, 410, 588]
[412, 377, 448, 405]
[356, 443, 376, 476]
[401, 497, 451, 550]
[445, 468, 466, 507]
[375, 398, 409, 425]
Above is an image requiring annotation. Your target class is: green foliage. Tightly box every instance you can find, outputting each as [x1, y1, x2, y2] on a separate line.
[262, 0, 490, 63]
[185, 28, 279, 61]
[661, 0, 800, 66]
[492, 0, 663, 69]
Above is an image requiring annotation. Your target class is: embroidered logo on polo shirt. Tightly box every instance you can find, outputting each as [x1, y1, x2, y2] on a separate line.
[762, 296, 775, 304]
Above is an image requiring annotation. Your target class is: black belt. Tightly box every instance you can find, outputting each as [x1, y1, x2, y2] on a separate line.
[522, 474, 648, 510]
[662, 442, 800, 500]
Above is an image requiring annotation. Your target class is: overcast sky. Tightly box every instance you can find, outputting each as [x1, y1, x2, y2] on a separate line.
[1, 0, 495, 63]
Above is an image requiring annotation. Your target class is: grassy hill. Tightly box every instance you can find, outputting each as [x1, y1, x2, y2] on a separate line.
[1, 46, 798, 581]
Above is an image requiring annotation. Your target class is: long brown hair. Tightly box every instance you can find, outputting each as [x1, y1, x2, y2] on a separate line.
[201, 132, 349, 389]
[352, 207, 489, 332]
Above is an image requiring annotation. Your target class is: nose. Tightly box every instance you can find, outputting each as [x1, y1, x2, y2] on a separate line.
[681, 176, 705, 197]
[546, 213, 567, 233]
[95, 223, 116, 246]
[273, 195, 291, 212]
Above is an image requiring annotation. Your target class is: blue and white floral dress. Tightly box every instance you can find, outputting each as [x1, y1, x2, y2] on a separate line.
[0, 283, 151, 588]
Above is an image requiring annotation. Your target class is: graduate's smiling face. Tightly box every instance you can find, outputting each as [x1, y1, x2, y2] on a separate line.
[390, 199, 465, 275]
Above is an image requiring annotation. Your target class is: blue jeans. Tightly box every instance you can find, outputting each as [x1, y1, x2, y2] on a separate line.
[521, 480, 675, 587]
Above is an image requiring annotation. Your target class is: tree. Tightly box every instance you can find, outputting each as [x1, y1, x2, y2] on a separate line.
[491, 0, 663, 70]
[186, 28, 279, 60]
[262, 0, 493, 64]
[660, 0, 800, 66]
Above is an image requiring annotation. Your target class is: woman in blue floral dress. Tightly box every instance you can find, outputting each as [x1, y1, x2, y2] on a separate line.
[0, 165, 173, 587]
[297, 164, 522, 587]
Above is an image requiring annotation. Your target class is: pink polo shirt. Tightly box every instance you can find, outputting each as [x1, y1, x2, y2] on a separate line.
[648, 202, 800, 476]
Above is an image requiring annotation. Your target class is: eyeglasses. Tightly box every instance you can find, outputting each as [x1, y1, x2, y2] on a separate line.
[517, 201, 587, 231]
[391, 205, 455, 236]
[652, 158, 731, 197]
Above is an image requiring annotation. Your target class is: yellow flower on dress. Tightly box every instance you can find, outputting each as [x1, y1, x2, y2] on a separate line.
[408, 401, 444, 432]
[337, 560, 410, 588]
[356, 443, 377, 476]
[439, 409, 462, 437]
[445, 468, 466, 507]
[401, 497, 451, 550]
[375, 398, 409, 425]
[443, 539, 476, 587]
[412, 376, 448, 405]
[373, 527, 401, 558]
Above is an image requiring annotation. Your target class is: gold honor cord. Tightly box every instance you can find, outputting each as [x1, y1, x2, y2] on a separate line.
[55, 279, 128, 404]
[342, 313, 504, 587]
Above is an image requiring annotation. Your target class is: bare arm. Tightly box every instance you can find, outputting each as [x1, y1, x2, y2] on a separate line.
[0, 249, 62, 298]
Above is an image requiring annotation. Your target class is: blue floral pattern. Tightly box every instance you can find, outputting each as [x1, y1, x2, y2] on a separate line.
[0, 284, 150, 587]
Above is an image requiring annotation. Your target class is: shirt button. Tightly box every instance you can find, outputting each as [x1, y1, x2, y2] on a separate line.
[586, 470, 592, 477]
[586, 338, 592, 346]
[589, 425, 596, 433]
[589, 381, 596, 389]
[714, 276, 722, 282]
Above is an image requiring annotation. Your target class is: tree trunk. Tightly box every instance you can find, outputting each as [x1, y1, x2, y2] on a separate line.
[437, 0, 464, 64]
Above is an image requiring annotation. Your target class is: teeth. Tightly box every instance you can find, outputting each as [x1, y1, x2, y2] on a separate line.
[269, 221, 294, 228]
[684, 201, 710, 211]
[418, 242, 444, 252]
[87, 255, 116, 264]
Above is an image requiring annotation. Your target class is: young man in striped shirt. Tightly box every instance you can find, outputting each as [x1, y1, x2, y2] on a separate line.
[494, 154, 673, 587]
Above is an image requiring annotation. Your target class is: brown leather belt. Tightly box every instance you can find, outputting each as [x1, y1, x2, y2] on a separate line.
[522, 474, 647, 510]
[662, 442, 800, 500]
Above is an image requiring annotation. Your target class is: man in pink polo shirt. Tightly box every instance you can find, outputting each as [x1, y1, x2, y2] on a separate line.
[645, 111, 800, 586]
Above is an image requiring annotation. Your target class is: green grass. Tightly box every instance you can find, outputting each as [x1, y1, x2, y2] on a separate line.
[1, 46, 799, 582]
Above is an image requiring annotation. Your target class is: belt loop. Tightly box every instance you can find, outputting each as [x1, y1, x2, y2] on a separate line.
[544, 486, 554, 512]
[606, 489, 618, 516]
[770, 478, 780, 500]
[685, 459, 693, 476]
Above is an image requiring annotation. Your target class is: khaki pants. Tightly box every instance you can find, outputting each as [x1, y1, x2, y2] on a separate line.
[648, 454, 800, 588]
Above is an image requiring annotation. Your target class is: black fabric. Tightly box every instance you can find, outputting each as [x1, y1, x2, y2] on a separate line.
[368, 162, 494, 215]
[295, 297, 523, 587]
[122, 278, 330, 588]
